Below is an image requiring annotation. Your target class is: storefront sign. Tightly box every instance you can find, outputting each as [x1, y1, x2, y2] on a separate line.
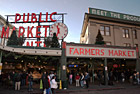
[0, 12, 68, 47]
[66, 46, 137, 59]
[89, 8, 140, 22]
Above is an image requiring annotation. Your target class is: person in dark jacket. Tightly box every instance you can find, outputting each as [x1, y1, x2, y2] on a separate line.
[133, 72, 137, 85]
[43, 75, 50, 94]
[15, 72, 21, 90]
[28, 72, 33, 91]
[22, 71, 27, 86]
[42, 72, 47, 90]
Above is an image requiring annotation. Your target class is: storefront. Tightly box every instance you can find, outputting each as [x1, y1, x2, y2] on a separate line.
[64, 42, 139, 86]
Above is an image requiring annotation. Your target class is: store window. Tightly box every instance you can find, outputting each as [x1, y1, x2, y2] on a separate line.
[132, 30, 137, 39]
[122, 29, 129, 38]
[124, 43, 131, 47]
[100, 26, 110, 36]
[106, 42, 111, 45]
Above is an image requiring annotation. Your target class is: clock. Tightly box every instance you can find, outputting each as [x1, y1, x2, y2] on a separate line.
[49, 23, 68, 40]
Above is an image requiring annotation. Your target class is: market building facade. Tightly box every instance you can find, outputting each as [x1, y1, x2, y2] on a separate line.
[0, 8, 140, 88]
[80, 8, 140, 49]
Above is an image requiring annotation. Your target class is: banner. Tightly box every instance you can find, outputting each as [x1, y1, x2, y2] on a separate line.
[89, 8, 140, 22]
[66, 45, 137, 59]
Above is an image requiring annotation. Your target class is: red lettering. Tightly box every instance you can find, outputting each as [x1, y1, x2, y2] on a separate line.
[101, 49, 104, 56]
[85, 49, 90, 55]
[96, 49, 100, 55]
[119, 50, 122, 56]
[26, 41, 33, 46]
[80, 48, 84, 55]
[15, 13, 21, 23]
[31, 13, 37, 23]
[43, 26, 49, 37]
[131, 51, 134, 56]
[109, 50, 114, 56]
[73, 48, 79, 55]
[35, 41, 42, 47]
[46, 12, 48, 22]
[39, 12, 44, 22]
[18, 26, 25, 37]
[27, 26, 34, 38]
[50, 12, 57, 22]
[91, 49, 95, 55]
[43, 42, 46, 47]
[69, 48, 74, 54]
[128, 51, 131, 57]
[23, 13, 29, 23]
[1, 27, 9, 38]
[36, 26, 41, 38]
[122, 51, 127, 56]
[114, 50, 118, 56]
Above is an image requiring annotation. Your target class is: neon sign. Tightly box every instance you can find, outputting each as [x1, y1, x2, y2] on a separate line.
[0, 12, 67, 47]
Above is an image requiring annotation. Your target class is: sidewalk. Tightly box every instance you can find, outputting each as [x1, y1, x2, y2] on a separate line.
[0, 82, 140, 94]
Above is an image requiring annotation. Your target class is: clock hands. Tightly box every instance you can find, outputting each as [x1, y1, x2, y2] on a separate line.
[56, 25, 60, 36]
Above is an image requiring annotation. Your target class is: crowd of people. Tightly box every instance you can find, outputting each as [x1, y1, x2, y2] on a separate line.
[68, 69, 140, 88]
[0, 71, 58, 94]
[69, 72, 90, 88]
[0, 69, 140, 94]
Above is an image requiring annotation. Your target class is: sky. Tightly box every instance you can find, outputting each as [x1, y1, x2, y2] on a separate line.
[1, 0, 140, 43]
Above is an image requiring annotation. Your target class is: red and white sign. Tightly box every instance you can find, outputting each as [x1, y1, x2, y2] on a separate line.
[66, 46, 137, 59]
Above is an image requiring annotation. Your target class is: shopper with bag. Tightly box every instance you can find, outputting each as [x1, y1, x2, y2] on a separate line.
[43, 75, 50, 94]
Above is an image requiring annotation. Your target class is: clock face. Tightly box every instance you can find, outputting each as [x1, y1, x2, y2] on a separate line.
[50, 23, 68, 40]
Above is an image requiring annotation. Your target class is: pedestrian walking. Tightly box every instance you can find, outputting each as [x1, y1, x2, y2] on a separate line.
[10, 71, 15, 89]
[136, 72, 140, 84]
[15, 72, 21, 90]
[75, 74, 80, 87]
[133, 71, 137, 85]
[80, 73, 84, 88]
[42, 71, 47, 90]
[51, 76, 58, 94]
[21, 71, 26, 86]
[69, 73, 73, 85]
[97, 71, 102, 85]
[84, 72, 89, 88]
[28, 72, 33, 91]
[43, 74, 50, 94]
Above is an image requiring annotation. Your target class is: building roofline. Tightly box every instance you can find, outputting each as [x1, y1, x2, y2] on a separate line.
[81, 13, 140, 37]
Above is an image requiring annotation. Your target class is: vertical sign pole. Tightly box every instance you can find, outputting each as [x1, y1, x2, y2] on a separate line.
[60, 42, 67, 89]
[104, 58, 108, 85]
